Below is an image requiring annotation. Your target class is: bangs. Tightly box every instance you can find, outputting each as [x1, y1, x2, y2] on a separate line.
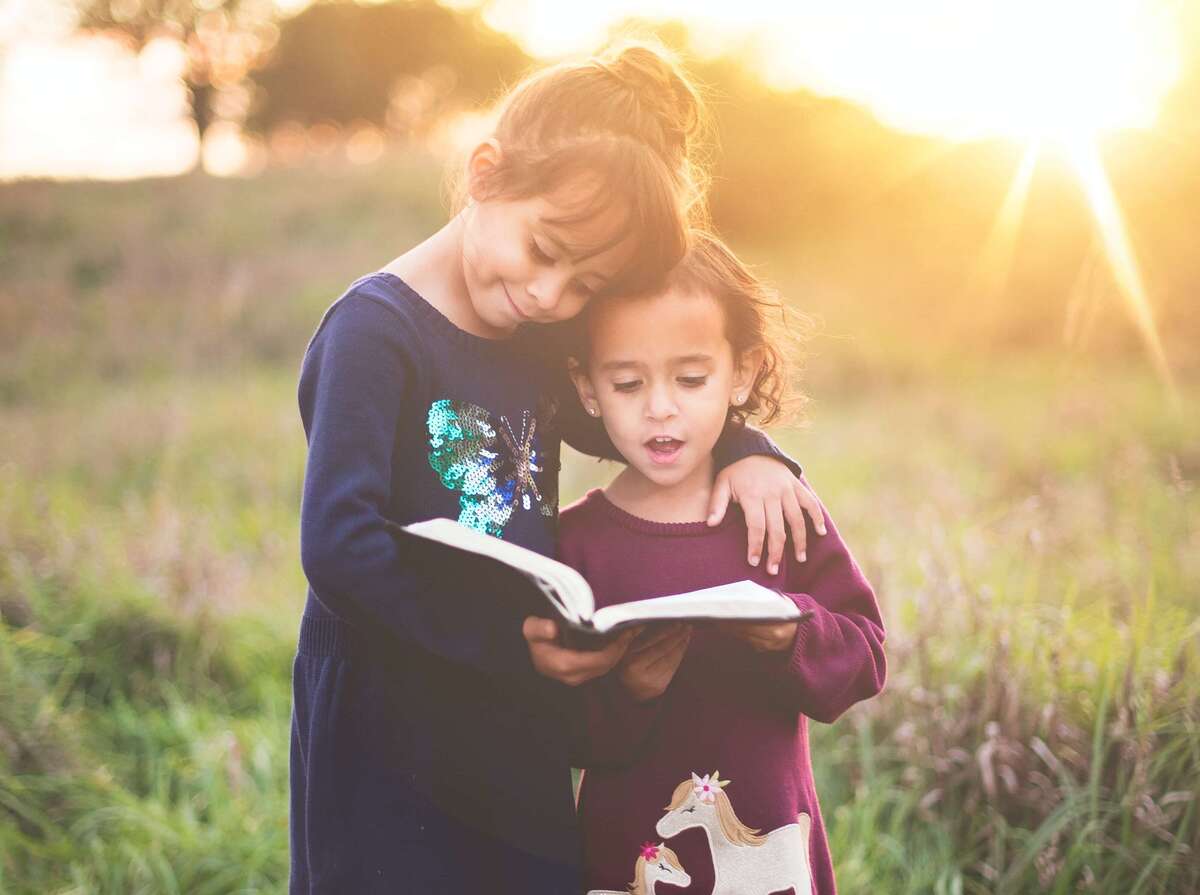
[478, 136, 692, 297]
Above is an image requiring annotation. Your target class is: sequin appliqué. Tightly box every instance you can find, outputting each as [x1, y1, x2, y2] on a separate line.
[426, 398, 556, 536]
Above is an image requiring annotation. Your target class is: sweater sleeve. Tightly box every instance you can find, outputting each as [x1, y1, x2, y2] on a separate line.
[758, 479, 886, 722]
[298, 295, 536, 679]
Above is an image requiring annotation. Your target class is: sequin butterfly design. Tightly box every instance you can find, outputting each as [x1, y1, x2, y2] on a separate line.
[426, 398, 556, 536]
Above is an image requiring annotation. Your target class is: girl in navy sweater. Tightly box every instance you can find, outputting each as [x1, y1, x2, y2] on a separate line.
[563, 231, 887, 895]
[292, 45, 824, 893]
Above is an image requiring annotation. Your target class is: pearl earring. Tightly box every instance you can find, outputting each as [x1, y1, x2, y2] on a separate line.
[588, 407, 598, 416]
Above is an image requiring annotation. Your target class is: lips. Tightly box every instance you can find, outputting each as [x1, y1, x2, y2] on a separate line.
[501, 282, 532, 321]
[644, 435, 684, 464]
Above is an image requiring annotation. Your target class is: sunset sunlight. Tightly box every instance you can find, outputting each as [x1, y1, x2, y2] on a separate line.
[4, 2, 1197, 892]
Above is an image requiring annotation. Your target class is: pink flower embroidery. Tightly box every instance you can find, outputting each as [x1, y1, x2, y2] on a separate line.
[640, 842, 660, 860]
[692, 772, 719, 803]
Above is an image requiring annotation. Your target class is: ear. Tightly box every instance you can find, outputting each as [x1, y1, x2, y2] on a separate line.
[567, 357, 601, 418]
[730, 347, 764, 407]
[465, 138, 503, 203]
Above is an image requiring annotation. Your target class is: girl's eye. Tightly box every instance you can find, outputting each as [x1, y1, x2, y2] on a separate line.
[528, 239, 554, 264]
[612, 380, 641, 393]
[678, 376, 708, 388]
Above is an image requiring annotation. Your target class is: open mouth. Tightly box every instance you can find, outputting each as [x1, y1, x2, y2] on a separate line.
[644, 436, 684, 464]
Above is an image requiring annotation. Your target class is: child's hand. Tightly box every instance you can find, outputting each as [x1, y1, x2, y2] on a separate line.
[618, 623, 692, 702]
[708, 457, 826, 575]
[522, 617, 635, 687]
[724, 620, 798, 653]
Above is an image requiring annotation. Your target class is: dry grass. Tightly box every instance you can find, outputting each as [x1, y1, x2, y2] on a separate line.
[1, 160, 1197, 892]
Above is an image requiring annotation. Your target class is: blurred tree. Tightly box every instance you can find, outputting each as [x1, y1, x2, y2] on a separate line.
[246, 1, 529, 135]
[75, 0, 279, 166]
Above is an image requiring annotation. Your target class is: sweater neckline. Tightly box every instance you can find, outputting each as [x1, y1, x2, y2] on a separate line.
[370, 271, 524, 356]
[585, 488, 740, 537]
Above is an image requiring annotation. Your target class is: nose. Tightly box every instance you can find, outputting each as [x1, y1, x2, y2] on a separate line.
[645, 381, 678, 421]
[526, 269, 570, 315]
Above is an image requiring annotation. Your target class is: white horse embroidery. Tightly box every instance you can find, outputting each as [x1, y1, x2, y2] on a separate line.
[655, 772, 813, 895]
[586, 842, 691, 895]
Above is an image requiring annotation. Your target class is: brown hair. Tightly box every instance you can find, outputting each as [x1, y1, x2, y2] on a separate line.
[580, 230, 807, 426]
[456, 41, 710, 295]
[663, 775, 768, 847]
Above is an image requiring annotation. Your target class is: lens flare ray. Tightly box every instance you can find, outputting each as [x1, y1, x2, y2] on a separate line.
[1063, 137, 1176, 397]
[968, 141, 1041, 309]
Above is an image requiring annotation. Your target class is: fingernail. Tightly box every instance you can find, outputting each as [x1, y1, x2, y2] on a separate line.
[708, 514, 719, 525]
[799, 551, 807, 563]
[749, 555, 759, 566]
[768, 563, 779, 575]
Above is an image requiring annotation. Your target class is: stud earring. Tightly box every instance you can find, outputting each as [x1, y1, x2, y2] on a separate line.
[587, 406, 599, 416]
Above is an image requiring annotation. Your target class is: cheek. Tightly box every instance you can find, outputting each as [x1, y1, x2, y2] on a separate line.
[469, 212, 526, 278]
[549, 293, 590, 323]
[597, 398, 641, 439]
[687, 386, 733, 419]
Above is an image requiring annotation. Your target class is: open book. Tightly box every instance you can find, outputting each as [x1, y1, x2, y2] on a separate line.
[390, 517, 813, 644]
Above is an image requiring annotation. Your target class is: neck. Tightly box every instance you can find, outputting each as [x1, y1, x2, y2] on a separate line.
[381, 211, 511, 339]
[604, 454, 715, 524]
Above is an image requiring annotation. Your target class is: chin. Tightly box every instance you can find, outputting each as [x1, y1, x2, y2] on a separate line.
[638, 466, 693, 488]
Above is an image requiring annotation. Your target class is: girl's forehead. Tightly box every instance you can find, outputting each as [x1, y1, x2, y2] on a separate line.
[590, 288, 729, 359]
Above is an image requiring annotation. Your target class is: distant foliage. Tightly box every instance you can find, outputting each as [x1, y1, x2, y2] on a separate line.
[247, 0, 529, 134]
[76, 0, 278, 151]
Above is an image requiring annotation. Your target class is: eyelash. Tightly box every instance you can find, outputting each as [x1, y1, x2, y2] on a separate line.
[529, 239, 597, 298]
[528, 239, 554, 264]
[611, 376, 707, 393]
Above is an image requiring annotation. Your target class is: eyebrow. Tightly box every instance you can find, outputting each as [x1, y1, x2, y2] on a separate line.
[598, 359, 642, 372]
[597, 354, 714, 372]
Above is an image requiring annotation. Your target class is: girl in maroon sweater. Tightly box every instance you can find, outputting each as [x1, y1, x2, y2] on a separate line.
[561, 231, 887, 895]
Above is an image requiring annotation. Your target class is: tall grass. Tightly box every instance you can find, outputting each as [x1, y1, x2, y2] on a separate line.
[785, 375, 1200, 893]
[2, 161, 1197, 892]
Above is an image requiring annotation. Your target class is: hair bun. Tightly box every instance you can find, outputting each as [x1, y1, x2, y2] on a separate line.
[595, 42, 706, 169]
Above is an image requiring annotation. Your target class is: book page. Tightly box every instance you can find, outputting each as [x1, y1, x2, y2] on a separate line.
[589, 580, 804, 634]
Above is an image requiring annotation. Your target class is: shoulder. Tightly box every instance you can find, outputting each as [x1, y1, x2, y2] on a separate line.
[556, 489, 608, 560]
[307, 273, 428, 355]
[558, 489, 605, 537]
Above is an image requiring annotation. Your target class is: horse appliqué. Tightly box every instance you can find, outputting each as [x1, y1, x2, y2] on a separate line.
[587, 842, 691, 895]
[654, 771, 814, 895]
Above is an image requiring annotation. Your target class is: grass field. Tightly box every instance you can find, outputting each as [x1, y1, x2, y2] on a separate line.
[1, 158, 1196, 893]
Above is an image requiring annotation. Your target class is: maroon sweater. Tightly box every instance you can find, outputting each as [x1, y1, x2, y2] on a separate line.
[560, 487, 886, 895]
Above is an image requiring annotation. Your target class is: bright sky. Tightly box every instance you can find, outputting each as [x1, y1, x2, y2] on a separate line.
[0, 0, 1187, 179]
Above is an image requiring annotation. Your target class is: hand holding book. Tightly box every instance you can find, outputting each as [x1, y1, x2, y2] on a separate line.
[618, 623, 693, 702]
[389, 518, 814, 648]
[522, 617, 637, 686]
[723, 619, 801, 653]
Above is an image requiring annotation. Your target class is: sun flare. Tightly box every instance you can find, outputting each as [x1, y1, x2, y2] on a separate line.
[756, 0, 1182, 144]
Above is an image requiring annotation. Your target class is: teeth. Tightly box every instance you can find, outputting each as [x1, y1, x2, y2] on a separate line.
[654, 437, 674, 444]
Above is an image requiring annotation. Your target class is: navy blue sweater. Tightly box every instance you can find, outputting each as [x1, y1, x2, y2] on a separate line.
[291, 273, 797, 893]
